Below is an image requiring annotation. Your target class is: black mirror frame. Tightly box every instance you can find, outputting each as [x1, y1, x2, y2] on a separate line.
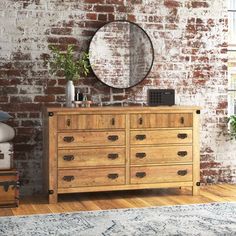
[88, 20, 155, 89]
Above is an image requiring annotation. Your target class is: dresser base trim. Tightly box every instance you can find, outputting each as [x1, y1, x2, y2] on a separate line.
[58, 182, 194, 194]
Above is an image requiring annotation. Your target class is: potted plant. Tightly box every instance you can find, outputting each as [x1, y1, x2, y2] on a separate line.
[47, 45, 90, 107]
[228, 115, 236, 140]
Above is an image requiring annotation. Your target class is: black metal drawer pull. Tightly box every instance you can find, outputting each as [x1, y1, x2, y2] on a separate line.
[136, 152, 146, 159]
[107, 173, 119, 179]
[177, 151, 187, 157]
[135, 134, 146, 140]
[136, 172, 146, 178]
[66, 119, 71, 127]
[139, 117, 143, 125]
[177, 170, 188, 176]
[107, 135, 119, 141]
[63, 155, 75, 161]
[63, 136, 74, 143]
[111, 118, 115, 126]
[177, 133, 187, 139]
[180, 117, 184, 124]
[108, 153, 119, 160]
[63, 176, 75, 182]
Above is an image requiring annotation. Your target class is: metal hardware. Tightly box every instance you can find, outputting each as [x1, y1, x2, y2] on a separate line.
[177, 151, 187, 157]
[66, 119, 71, 127]
[196, 110, 200, 114]
[177, 133, 187, 139]
[63, 155, 74, 161]
[63, 176, 75, 182]
[136, 172, 146, 178]
[48, 190, 54, 195]
[108, 153, 119, 160]
[196, 182, 201, 186]
[180, 117, 184, 124]
[107, 135, 119, 141]
[136, 152, 146, 159]
[0, 181, 18, 192]
[135, 134, 146, 140]
[177, 170, 188, 176]
[111, 118, 115, 126]
[139, 117, 143, 125]
[0, 154, 4, 159]
[48, 112, 54, 117]
[63, 136, 74, 143]
[107, 173, 119, 179]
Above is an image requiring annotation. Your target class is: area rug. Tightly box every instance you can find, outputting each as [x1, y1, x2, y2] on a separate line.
[0, 202, 235, 236]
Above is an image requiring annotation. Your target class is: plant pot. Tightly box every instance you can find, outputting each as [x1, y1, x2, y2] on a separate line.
[66, 80, 75, 107]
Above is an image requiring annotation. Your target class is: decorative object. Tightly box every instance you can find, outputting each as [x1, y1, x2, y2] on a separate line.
[0, 202, 235, 235]
[0, 169, 19, 207]
[0, 143, 13, 170]
[0, 123, 15, 143]
[43, 106, 200, 204]
[89, 20, 154, 89]
[47, 45, 90, 107]
[228, 115, 236, 140]
[148, 89, 175, 106]
[0, 111, 12, 122]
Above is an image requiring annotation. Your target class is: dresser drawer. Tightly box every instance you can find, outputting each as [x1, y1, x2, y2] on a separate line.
[130, 113, 192, 129]
[58, 148, 125, 167]
[58, 168, 125, 188]
[58, 114, 125, 130]
[130, 129, 192, 145]
[130, 114, 169, 129]
[130, 165, 192, 184]
[130, 146, 192, 165]
[58, 131, 125, 147]
[169, 113, 192, 127]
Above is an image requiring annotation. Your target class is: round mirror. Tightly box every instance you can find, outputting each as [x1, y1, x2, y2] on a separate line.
[89, 20, 154, 89]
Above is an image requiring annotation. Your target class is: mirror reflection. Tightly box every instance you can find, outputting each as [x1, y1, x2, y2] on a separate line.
[89, 21, 154, 89]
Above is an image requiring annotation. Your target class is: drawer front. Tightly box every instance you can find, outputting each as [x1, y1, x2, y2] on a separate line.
[130, 130, 192, 145]
[58, 131, 125, 147]
[130, 113, 193, 129]
[58, 168, 125, 188]
[58, 114, 125, 130]
[130, 165, 192, 184]
[130, 146, 192, 165]
[130, 114, 169, 129]
[169, 113, 193, 127]
[58, 148, 125, 167]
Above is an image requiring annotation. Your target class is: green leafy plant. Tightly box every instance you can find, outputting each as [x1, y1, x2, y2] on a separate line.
[228, 115, 236, 140]
[47, 45, 90, 81]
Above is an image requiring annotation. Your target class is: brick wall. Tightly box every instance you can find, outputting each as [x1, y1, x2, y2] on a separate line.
[0, 0, 235, 195]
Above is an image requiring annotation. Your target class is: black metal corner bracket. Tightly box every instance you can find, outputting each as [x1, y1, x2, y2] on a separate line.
[48, 112, 54, 117]
[196, 110, 200, 114]
[48, 190, 54, 195]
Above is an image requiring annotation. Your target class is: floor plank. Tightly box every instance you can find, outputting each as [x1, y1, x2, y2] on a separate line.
[0, 184, 235, 217]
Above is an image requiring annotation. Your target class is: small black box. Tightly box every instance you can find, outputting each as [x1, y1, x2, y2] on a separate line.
[147, 89, 175, 106]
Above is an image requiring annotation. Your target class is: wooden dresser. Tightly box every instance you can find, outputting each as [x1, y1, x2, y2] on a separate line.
[43, 106, 200, 204]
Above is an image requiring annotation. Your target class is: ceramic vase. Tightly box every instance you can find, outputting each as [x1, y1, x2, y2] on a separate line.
[66, 80, 75, 107]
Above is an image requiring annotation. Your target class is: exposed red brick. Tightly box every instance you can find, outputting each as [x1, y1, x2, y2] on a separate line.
[106, 0, 124, 5]
[51, 27, 72, 35]
[58, 37, 77, 44]
[191, 1, 209, 8]
[98, 14, 107, 21]
[164, 0, 180, 8]
[84, 0, 104, 3]
[86, 13, 97, 20]
[34, 95, 55, 102]
[45, 86, 65, 94]
[93, 5, 114, 13]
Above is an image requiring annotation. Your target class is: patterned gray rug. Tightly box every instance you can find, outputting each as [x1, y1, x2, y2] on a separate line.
[0, 202, 235, 236]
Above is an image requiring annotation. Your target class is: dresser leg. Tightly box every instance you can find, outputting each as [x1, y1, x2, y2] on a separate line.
[192, 186, 200, 196]
[49, 192, 58, 204]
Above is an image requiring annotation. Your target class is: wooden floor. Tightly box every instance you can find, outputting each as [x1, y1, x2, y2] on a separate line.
[0, 184, 236, 217]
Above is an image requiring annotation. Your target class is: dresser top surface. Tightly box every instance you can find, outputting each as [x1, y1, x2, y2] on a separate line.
[44, 105, 201, 114]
